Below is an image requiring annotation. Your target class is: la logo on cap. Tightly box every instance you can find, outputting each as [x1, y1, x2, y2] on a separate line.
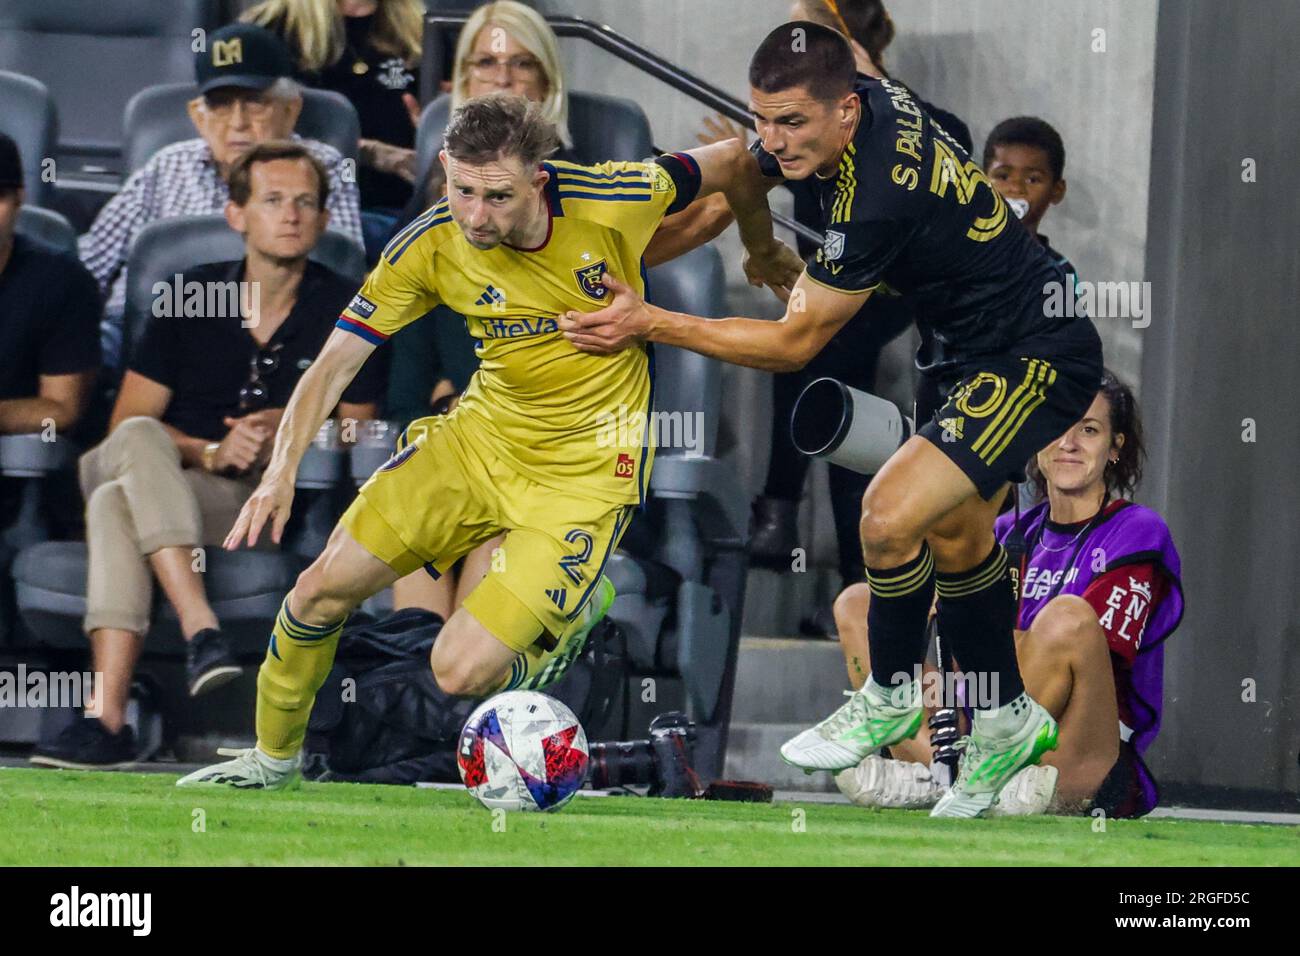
[213, 37, 243, 67]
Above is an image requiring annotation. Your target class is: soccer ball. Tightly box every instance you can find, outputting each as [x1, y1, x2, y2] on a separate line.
[457, 691, 589, 812]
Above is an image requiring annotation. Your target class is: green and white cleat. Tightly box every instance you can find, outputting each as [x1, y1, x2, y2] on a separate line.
[515, 574, 616, 692]
[779, 680, 924, 773]
[931, 697, 1059, 818]
[175, 747, 302, 790]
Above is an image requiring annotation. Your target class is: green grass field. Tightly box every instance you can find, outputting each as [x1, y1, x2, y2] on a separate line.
[0, 767, 1293, 866]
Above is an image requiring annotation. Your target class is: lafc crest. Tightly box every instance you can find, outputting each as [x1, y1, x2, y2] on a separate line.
[574, 258, 609, 300]
[213, 38, 243, 67]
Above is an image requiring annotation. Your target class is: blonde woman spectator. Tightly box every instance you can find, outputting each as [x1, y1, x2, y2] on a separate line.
[244, 0, 426, 253]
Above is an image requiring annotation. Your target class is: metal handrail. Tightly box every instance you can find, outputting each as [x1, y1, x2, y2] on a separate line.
[421, 12, 823, 247]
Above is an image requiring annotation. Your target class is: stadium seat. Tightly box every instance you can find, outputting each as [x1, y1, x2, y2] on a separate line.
[412, 90, 655, 191]
[115, 214, 366, 372]
[603, 243, 749, 780]
[0, 0, 221, 173]
[0, 434, 77, 648]
[122, 83, 362, 173]
[0, 70, 58, 208]
[14, 206, 77, 254]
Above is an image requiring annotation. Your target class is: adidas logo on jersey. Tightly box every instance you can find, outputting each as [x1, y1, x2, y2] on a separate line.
[939, 416, 965, 440]
[546, 588, 568, 611]
[475, 285, 505, 307]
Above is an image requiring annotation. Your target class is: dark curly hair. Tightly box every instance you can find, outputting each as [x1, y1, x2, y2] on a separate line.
[982, 116, 1066, 181]
[1028, 369, 1145, 501]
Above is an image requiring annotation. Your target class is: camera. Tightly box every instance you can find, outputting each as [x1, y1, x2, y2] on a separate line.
[588, 711, 701, 797]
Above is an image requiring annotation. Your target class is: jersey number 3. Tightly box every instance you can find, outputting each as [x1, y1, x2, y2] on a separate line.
[929, 139, 1008, 243]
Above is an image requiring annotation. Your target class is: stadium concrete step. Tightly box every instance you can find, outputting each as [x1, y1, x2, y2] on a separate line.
[728, 636, 850, 724]
[722, 721, 838, 793]
[723, 636, 854, 792]
[741, 566, 839, 636]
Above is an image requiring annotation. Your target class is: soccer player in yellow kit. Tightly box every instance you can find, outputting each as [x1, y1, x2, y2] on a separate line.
[178, 93, 802, 789]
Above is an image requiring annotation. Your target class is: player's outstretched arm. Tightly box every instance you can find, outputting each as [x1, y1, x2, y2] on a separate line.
[560, 270, 870, 373]
[224, 328, 375, 550]
[680, 138, 804, 299]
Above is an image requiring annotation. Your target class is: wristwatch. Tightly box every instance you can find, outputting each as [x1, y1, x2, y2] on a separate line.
[202, 442, 221, 473]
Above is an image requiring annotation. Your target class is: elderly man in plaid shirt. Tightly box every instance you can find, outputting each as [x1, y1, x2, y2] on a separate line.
[79, 24, 363, 368]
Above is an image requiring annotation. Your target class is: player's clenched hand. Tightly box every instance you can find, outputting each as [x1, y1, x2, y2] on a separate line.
[743, 239, 805, 303]
[558, 272, 650, 355]
[224, 472, 295, 550]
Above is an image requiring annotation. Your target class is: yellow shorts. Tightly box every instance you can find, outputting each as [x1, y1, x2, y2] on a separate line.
[339, 412, 635, 654]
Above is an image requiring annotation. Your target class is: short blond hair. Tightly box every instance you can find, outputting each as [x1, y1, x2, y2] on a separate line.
[451, 1, 571, 148]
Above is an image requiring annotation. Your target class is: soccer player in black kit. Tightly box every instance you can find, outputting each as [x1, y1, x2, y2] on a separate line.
[560, 21, 1103, 817]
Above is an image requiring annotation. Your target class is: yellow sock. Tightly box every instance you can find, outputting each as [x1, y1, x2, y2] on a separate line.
[255, 595, 346, 759]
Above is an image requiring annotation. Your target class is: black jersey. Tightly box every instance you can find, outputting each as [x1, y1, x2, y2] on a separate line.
[753, 76, 1071, 362]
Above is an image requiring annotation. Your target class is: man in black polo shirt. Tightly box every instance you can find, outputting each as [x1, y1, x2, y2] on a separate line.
[0, 132, 101, 449]
[560, 22, 1104, 817]
[32, 141, 384, 770]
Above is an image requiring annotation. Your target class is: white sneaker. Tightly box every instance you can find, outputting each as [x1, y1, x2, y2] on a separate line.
[175, 747, 302, 790]
[835, 755, 945, 809]
[780, 681, 923, 773]
[987, 764, 1059, 816]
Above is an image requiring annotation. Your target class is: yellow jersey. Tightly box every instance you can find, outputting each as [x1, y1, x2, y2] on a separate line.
[337, 156, 699, 505]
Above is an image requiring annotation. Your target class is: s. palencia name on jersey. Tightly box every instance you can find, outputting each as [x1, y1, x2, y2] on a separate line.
[882, 77, 966, 193]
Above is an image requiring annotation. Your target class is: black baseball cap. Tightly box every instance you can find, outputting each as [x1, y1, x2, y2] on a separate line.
[195, 24, 295, 95]
[0, 133, 22, 190]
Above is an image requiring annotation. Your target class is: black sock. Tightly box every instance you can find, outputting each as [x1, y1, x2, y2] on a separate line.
[866, 543, 935, 690]
[934, 543, 1025, 708]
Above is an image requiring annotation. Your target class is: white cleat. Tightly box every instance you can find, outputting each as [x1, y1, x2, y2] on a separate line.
[175, 747, 302, 790]
[931, 697, 1059, 818]
[780, 682, 924, 773]
[987, 764, 1059, 816]
[834, 755, 946, 810]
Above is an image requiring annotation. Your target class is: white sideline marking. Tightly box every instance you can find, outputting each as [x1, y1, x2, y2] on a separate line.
[770, 787, 1300, 825]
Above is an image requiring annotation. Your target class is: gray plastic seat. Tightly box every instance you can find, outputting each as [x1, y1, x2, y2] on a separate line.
[12, 540, 300, 655]
[119, 214, 366, 369]
[0, 70, 58, 207]
[15, 205, 77, 254]
[123, 82, 362, 173]
[0, 0, 220, 171]
[412, 90, 655, 196]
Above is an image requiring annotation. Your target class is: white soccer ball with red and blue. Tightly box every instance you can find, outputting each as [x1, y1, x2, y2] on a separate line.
[457, 691, 589, 812]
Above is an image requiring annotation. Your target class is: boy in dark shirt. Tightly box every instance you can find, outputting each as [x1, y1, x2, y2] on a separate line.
[983, 116, 1077, 277]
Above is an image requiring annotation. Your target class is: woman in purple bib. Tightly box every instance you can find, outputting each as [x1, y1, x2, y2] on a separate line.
[832, 370, 1183, 817]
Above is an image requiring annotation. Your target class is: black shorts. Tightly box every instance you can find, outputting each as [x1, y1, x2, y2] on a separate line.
[916, 319, 1103, 499]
